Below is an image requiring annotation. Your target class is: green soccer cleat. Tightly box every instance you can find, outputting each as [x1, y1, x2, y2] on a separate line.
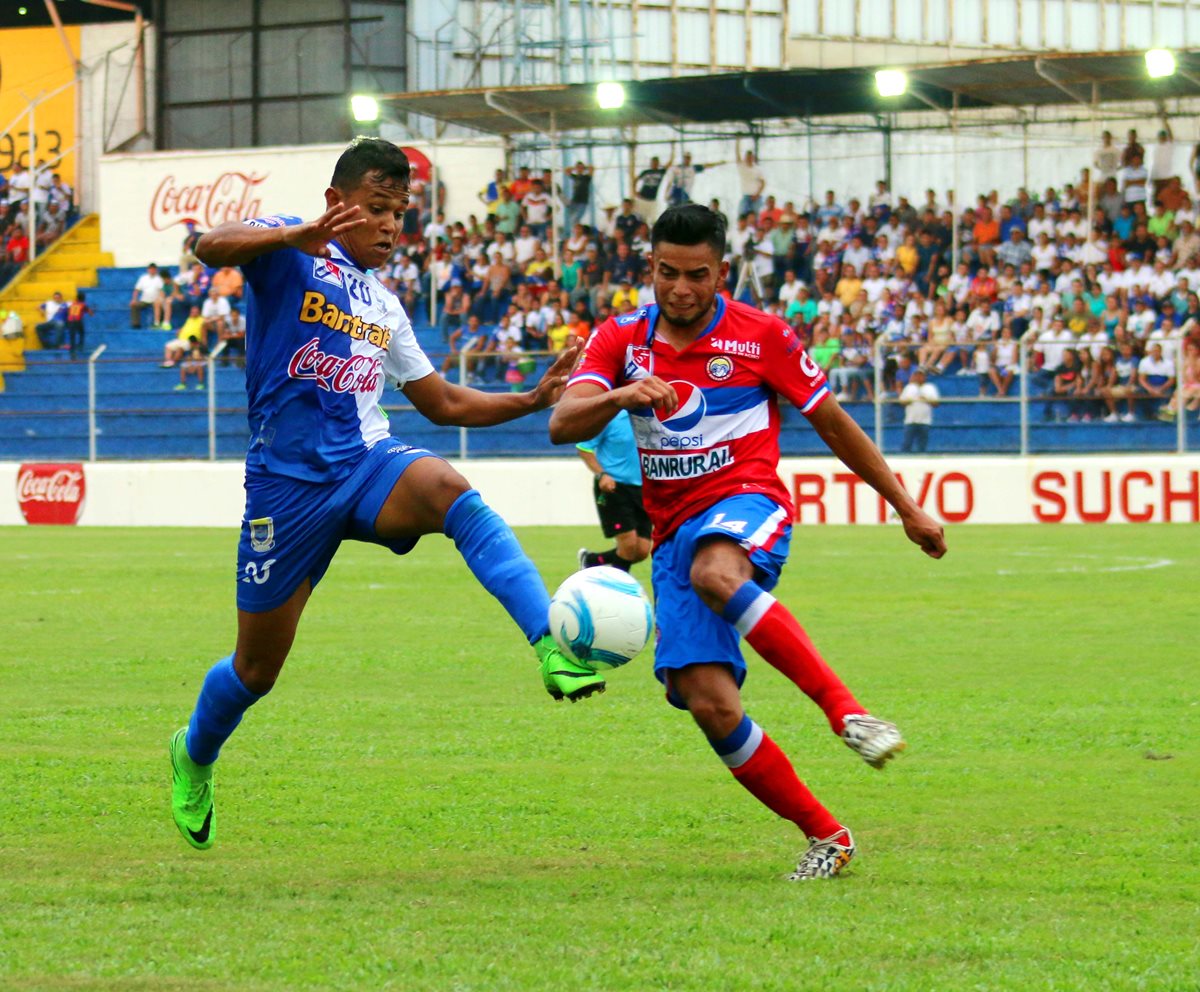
[170, 727, 216, 850]
[535, 634, 606, 702]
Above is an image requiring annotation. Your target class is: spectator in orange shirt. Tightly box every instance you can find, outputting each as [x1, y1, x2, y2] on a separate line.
[210, 265, 244, 300]
[972, 207, 1000, 267]
[758, 195, 783, 227]
[509, 166, 533, 203]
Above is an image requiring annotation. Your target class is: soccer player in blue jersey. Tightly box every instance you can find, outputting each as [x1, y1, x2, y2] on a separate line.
[169, 138, 600, 851]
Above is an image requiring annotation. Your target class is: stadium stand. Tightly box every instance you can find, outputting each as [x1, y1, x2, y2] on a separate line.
[2, 152, 1199, 461]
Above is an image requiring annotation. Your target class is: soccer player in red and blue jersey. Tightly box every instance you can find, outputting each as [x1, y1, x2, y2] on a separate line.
[551, 204, 947, 880]
[168, 139, 601, 852]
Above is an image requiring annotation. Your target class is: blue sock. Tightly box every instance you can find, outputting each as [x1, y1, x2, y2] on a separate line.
[443, 488, 550, 644]
[707, 713, 765, 769]
[185, 654, 266, 766]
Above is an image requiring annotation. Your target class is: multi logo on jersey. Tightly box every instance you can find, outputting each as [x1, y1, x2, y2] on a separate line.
[624, 346, 653, 381]
[298, 290, 392, 348]
[710, 338, 761, 359]
[288, 338, 383, 393]
[312, 258, 346, 287]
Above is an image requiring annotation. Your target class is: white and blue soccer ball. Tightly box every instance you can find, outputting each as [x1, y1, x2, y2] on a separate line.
[548, 566, 654, 670]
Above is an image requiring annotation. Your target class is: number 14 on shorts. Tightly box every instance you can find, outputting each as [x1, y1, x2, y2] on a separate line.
[708, 511, 748, 534]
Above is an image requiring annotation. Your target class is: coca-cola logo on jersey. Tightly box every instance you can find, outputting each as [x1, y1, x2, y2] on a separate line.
[287, 338, 383, 393]
[149, 171, 268, 232]
[16, 463, 86, 525]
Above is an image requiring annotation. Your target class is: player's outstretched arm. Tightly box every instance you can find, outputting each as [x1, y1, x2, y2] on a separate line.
[807, 398, 947, 559]
[549, 377, 678, 444]
[403, 343, 581, 427]
[195, 203, 365, 267]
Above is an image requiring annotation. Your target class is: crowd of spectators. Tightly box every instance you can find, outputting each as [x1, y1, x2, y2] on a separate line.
[8, 130, 1200, 422]
[383, 125, 1200, 419]
[0, 161, 77, 287]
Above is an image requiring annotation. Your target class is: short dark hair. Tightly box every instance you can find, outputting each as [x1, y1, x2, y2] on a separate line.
[651, 204, 726, 258]
[330, 137, 411, 192]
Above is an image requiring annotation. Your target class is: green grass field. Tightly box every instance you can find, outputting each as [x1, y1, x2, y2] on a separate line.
[1, 524, 1197, 992]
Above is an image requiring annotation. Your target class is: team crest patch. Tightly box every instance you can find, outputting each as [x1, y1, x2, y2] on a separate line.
[313, 258, 346, 287]
[706, 356, 734, 381]
[249, 516, 276, 553]
[624, 346, 653, 380]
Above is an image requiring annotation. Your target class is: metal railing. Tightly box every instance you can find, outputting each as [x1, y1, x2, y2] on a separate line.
[863, 333, 1193, 456]
[3, 342, 1193, 463]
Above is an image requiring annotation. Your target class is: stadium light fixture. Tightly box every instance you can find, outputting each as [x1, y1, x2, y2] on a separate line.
[1145, 49, 1176, 79]
[875, 69, 908, 97]
[350, 94, 380, 123]
[596, 81, 626, 110]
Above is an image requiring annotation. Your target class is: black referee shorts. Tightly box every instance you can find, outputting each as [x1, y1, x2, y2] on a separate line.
[594, 478, 652, 539]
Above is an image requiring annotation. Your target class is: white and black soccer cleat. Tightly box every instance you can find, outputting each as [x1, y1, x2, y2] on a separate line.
[787, 829, 856, 881]
[841, 713, 906, 769]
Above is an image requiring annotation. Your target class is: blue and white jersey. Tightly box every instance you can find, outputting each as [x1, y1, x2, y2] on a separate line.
[240, 215, 435, 483]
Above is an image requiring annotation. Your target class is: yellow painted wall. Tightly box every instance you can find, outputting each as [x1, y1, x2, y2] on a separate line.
[0, 25, 80, 186]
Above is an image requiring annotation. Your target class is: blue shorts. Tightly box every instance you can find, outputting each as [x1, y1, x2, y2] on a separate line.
[236, 440, 438, 612]
[651, 494, 792, 708]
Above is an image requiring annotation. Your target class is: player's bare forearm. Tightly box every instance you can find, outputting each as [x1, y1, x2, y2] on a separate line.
[808, 398, 946, 557]
[551, 377, 678, 445]
[195, 222, 292, 267]
[549, 387, 625, 443]
[411, 377, 541, 427]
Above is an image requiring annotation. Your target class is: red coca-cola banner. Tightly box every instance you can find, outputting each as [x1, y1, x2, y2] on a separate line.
[149, 171, 268, 232]
[16, 463, 87, 525]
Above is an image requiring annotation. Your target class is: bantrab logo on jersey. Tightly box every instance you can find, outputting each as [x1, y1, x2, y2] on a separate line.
[657, 381, 706, 432]
[312, 258, 346, 287]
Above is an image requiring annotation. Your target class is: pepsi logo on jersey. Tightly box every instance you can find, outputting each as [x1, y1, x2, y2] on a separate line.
[287, 338, 383, 393]
[298, 291, 391, 348]
[656, 381, 706, 432]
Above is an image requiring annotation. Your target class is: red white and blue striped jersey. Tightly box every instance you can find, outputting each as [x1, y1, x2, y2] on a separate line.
[569, 297, 830, 542]
[240, 215, 434, 483]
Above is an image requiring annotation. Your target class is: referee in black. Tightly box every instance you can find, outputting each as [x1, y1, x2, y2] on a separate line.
[576, 409, 651, 571]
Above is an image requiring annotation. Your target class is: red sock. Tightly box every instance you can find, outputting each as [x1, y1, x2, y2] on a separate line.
[729, 731, 843, 839]
[726, 583, 863, 733]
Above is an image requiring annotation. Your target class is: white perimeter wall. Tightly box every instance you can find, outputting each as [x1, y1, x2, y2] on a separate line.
[2, 455, 1199, 528]
[97, 140, 506, 268]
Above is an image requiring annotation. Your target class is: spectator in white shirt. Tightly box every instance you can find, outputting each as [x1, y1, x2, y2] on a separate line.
[200, 287, 231, 348]
[899, 367, 939, 452]
[1121, 153, 1149, 204]
[130, 263, 166, 329]
[522, 180, 552, 240]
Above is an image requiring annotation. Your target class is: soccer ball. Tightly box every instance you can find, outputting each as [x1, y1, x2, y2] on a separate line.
[548, 566, 654, 670]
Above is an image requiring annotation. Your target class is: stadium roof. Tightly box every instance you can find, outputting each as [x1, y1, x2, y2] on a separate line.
[383, 51, 1200, 136]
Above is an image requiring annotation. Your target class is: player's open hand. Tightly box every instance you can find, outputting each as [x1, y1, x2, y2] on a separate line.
[529, 341, 582, 409]
[284, 203, 366, 258]
[901, 507, 947, 559]
[613, 375, 678, 414]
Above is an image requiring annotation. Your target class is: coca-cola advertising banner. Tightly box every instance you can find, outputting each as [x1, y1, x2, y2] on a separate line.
[98, 141, 504, 267]
[16, 463, 86, 525]
[0, 456, 1197, 528]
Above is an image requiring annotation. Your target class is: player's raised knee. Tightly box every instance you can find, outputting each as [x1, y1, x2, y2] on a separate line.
[689, 555, 744, 611]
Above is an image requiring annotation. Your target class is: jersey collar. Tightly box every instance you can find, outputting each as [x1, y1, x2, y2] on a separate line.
[645, 295, 726, 348]
[328, 240, 366, 272]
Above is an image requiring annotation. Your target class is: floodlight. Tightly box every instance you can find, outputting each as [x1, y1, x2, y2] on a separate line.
[1146, 49, 1176, 79]
[875, 69, 908, 97]
[596, 82, 626, 110]
[351, 95, 380, 123]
